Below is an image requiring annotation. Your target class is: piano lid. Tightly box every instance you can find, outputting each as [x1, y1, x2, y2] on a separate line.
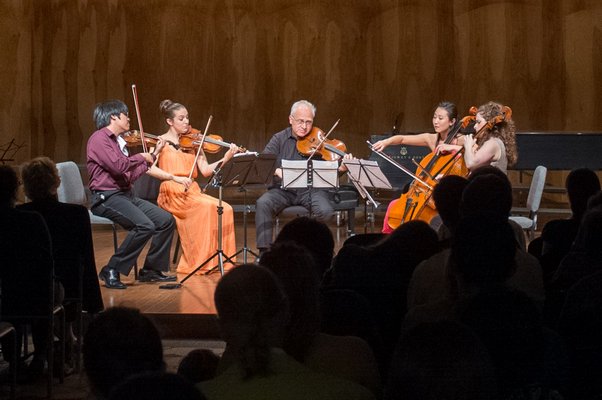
[513, 131, 602, 170]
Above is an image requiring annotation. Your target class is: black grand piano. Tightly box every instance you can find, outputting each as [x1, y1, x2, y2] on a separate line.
[369, 132, 602, 191]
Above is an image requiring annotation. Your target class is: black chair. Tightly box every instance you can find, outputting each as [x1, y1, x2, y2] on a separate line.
[2, 269, 66, 398]
[0, 320, 17, 400]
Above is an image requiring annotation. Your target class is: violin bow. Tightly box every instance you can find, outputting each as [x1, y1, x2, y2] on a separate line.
[131, 84, 159, 166]
[307, 118, 340, 162]
[185, 115, 213, 191]
[366, 141, 433, 190]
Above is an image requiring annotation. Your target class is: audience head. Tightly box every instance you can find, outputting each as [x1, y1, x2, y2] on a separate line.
[378, 220, 439, 267]
[462, 170, 513, 219]
[20, 156, 60, 202]
[214, 264, 289, 378]
[450, 214, 516, 293]
[385, 320, 498, 400]
[83, 307, 165, 398]
[566, 168, 601, 218]
[259, 241, 320, 361]
[457, 287, 544, 398]
[275, 216, 335, 278]
[108, 371, 205, 400]
[93, 99, 129, 130]
[177, 349, 220, 385]
[432, 175, 469, 232]
[0, 165, 19, 207]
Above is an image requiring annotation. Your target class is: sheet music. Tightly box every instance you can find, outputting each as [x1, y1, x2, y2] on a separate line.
[281, 159, 338, 189]
[343, 159, 392, 190]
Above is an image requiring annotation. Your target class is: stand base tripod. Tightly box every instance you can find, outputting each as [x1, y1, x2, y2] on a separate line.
[159, 184, 234, 289]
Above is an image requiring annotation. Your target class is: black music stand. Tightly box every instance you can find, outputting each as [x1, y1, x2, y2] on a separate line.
[281, 159, 339, 215]
[226, 153, 277, 264]
[343, 159, 392, 233]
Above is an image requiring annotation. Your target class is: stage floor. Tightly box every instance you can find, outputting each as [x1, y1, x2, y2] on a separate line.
[93, 211, 365, 338]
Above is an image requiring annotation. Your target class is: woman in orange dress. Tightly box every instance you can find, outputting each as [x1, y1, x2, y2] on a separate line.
[153, 99, 238, 274]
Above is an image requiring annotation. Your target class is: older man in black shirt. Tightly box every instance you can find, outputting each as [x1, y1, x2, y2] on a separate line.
[255, 100, 338, 254]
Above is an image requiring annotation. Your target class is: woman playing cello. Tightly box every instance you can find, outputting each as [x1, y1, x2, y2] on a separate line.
[150, 99, 239, 274]
[372, 101, 464, 233]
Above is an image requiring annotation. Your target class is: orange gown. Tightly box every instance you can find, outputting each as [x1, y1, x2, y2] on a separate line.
[157, 145, 236, 274]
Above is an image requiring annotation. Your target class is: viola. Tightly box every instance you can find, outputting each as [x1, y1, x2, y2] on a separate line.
[386, 107, 477, 230]
[296, 126, 347, 161]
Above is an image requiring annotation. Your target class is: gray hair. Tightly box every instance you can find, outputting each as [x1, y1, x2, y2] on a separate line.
[93, 100, 129, 130]
[290, 100, 316, 117]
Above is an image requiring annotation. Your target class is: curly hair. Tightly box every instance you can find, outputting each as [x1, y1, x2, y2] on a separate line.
[476, 102, 518, 166]
[21, 156, 60, 201]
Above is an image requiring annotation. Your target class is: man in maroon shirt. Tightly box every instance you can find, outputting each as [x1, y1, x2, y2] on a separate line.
[87, 100, 176, 289]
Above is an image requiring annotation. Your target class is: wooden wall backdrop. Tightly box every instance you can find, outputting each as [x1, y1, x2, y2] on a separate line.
[0, 0, 600, 185]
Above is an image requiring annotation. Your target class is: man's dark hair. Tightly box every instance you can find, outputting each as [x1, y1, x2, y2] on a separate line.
[93, 99, 129, 130]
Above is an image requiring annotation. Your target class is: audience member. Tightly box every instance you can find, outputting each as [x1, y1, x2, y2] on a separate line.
[457, 287, 566, 399]
[431, 174, 469, 241]
[406, 175, 468, 309]
[18, 157, 104, 366]
[384, 320, 498, 400]
[83, 307, 165, 399]
[259, 242, 381, 395]
[273, 216, 335, 279]
[407, 171, 544, 312]
[329, 220, 439, 375]
[546, 209, 602, 326]
[540, 168, 600, 282]
[108, 371, 205, 400]
[199, 264, 375, 400]
[558, 270, 602, 399]
[403, 213, 517, 330]
[177, 349, 220, 384]
[0, 164, 55, 381]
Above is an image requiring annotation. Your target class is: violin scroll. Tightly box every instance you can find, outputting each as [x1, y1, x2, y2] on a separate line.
[486, 105, 512, 130]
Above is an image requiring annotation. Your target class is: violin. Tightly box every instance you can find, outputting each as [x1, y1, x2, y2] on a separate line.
[296, 126, 347, 161]
[178, 128, 246, 154]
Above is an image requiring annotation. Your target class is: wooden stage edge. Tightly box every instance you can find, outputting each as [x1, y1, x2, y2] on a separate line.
[100, 268, 237, 340]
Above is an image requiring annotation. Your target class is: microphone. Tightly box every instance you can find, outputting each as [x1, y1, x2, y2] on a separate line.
[203, 161, 224, 192]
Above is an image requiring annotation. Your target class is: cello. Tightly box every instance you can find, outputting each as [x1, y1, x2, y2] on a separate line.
[386, 108, 477, 230]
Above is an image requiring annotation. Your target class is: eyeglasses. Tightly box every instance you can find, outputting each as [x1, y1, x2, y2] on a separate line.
[290, 116, 313, 127]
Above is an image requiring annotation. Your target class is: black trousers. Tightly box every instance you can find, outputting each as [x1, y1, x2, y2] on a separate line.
[255, 188, 333, 249]
[91, 190, 175, 275]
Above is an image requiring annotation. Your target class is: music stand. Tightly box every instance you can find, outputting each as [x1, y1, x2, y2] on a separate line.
[281, 159, 339, 215]
[159, 153, 275, 289]
[343, 159, 392, 233]
[227, 153, 277, 263]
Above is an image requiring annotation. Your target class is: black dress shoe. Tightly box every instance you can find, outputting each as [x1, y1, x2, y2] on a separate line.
[138, 269, 177, 282]
[99, 266, 127, 289]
